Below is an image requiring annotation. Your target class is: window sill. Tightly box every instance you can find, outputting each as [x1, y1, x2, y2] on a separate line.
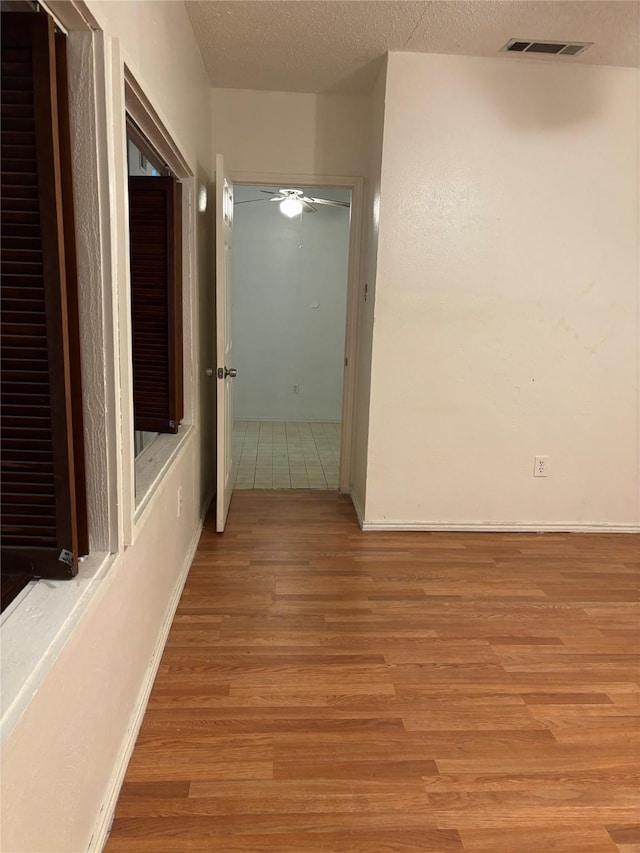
[0, 430, 196, 746]
[134, 424, 195, 524]
[0, 549, 113, 746]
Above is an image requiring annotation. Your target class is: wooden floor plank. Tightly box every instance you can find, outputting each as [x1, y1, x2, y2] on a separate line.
[459, 825, 619, 852]
[105, 491, 640, 852]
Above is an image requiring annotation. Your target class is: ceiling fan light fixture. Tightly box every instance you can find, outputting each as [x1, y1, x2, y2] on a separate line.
[280, 197, 304, 217]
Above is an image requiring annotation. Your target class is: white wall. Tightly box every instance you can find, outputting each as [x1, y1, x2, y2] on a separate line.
[0, 2, 214, 850]
[96, 0, 217, 498]
[364, 52, 639, 529]
[211, 86, 374, 491]
[1, 454, 201, 852]
[350, 61, 387, 517]
[233, 185, 350, 422]
[211, 88, 370, 177]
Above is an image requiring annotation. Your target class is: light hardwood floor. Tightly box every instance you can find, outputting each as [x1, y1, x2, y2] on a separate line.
[105, 491, 640, 852]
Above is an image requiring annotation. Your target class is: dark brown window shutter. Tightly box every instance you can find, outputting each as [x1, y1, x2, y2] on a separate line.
[54, 31, 89, 558]
[128, 175, 183, 434]
[1, 11, 88, 581]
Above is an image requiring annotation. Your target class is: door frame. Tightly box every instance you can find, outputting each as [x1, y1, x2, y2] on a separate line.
[230, 171, 364, 494]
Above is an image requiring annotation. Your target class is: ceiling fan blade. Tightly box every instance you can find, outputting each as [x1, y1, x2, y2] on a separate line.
[234, 198, 272, 205]
[269, 196, 286, 201]
[260, 189, 280, 195]
[301, 201, 317, 213]
[309, 197, 350, 208]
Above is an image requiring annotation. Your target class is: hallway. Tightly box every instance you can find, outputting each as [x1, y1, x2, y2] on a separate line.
[105, 492, 639, 852]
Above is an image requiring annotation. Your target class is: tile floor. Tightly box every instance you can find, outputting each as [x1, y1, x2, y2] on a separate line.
[232, 421, 341, 490]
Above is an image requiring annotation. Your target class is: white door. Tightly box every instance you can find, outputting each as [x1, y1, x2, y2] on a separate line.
[215, 154, 236, 532]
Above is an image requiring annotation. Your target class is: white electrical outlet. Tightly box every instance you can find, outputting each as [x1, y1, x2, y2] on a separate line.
[177, 486, 183, 517]
[534, 456, 549, 477]
[293, 384, 300, 394]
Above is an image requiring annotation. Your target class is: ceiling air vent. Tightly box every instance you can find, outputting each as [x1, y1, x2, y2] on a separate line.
[502, 39, 592, 57]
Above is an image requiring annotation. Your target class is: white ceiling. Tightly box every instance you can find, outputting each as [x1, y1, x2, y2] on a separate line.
[185, 1, 640, 94]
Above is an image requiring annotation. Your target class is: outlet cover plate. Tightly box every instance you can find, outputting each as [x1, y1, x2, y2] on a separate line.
[534, 456, 549, 477]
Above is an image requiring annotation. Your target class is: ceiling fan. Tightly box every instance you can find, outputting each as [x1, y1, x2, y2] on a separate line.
[235, 188, 350, 217]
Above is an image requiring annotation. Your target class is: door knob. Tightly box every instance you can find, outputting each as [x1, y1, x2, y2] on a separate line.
[205, 368, 214, 376]
[217, 367, 238, 379]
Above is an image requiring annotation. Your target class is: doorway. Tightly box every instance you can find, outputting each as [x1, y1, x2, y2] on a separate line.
[231, 184, 351, 490]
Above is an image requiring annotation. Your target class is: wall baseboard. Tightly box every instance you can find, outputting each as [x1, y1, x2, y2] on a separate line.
[360, 519, 640, 533]
[236, 417, 341, 424]
[88, 520, 203, 853]
[350, 490, 365, 530]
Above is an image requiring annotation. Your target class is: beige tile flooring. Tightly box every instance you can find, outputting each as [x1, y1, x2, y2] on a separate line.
[232, 421, 341, 490]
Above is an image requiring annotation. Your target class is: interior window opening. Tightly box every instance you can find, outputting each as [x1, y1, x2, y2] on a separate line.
[127, 136, 160, 458]
[125, 119, 184, 475]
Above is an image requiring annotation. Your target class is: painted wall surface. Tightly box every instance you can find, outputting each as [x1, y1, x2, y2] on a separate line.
[93, 0, 217, 500]
[365, 52, 640, 528]
[232, 185, 351, 421]
[0, 2, 214, 850]
[211, 86, 375, 492]
[1, 449, 200, 852]
[350, 61, 386, 515]
[211, 88, 370, 177]
[92, 0, 211, 172]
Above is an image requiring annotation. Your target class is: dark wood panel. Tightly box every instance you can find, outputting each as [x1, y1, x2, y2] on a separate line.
[0, 11, 87, 596]
[0, 574, 31, 613]
[55, 30, 89, 557]
[128, 175, 183, 434]
[1, 12, 59, 561]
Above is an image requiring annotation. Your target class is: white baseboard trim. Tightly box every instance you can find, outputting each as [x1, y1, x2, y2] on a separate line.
[350, 490, 365, 529]
[236, 417, 341, 424]
[360, 519, 640, 533]
[88, 520, 203, 853]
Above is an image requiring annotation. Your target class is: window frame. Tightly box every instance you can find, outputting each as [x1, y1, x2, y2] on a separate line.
[0, 1, 200, 744]
[127, 172, 183, 435]
[0, 0, 116, 744]
[121, 69, 197, 528]
[0, 10, 89, 587]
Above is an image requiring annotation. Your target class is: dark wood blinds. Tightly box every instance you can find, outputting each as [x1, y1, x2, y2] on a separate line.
[128, 175, 183, 434]
[55, 31, 89, 558]
[1, 11, 88, 582]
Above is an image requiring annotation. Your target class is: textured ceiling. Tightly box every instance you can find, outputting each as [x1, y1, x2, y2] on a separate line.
[185, 1, 640, 94]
